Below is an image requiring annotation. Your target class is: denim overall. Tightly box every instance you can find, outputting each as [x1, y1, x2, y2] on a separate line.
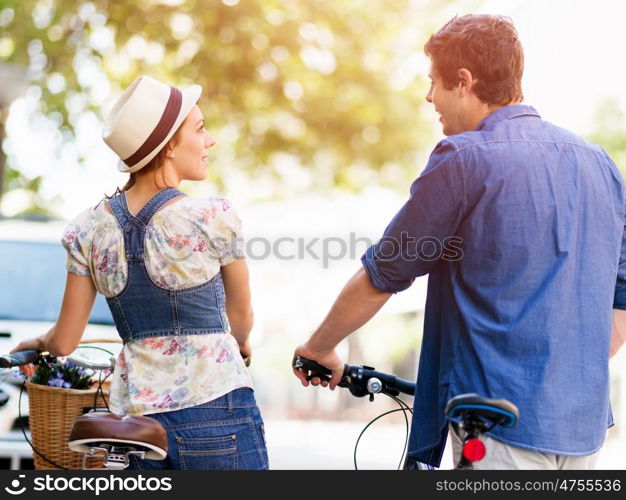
[106, 187, 268, 470]
[106, 187, 228, 342]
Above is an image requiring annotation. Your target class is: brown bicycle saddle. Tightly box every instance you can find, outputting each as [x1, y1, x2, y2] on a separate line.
[68, 411, 168, 460]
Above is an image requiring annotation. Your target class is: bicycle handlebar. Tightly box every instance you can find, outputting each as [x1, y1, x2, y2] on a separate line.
[64, 354, 116, 371]
[0, 350, 40, 368]
[0, 350, 115, 371]
[292, 355, 415, 398]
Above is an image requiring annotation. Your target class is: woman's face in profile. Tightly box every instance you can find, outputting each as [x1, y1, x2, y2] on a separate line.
[170, 105, 215, 181]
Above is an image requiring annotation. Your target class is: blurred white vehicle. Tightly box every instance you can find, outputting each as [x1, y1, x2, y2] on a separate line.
[0, 215, 120, 433]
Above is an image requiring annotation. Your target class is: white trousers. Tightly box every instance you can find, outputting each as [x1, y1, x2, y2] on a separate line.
[449, 423, 601, 470]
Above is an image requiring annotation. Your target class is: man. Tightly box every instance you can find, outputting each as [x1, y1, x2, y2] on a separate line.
[293, 14, 626, 470]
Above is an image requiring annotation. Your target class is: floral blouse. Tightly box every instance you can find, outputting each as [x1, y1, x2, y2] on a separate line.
[61, 194, 252, 416]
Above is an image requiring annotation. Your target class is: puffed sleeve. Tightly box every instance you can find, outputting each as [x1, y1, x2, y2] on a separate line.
[61, 208, 94, 276]
[210, 197, 245, 266]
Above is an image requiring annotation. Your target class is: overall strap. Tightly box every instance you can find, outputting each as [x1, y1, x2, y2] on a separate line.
[107, 188, 185, 260]
[108, 192, 132, 229]
[134, 187, 185, 226]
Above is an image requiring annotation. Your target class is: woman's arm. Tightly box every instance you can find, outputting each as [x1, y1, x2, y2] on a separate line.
[221, 258, 253, 350]
[11, 273, 97, 357]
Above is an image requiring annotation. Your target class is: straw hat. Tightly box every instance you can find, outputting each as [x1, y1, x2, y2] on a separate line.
[102, 75, 202, 173]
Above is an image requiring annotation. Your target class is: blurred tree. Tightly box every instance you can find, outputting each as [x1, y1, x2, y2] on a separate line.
[587, 98, 626, 179]
[0, 0, 460, 214]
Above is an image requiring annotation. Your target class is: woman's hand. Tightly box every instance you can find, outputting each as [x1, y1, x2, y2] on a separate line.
[239, 341, 252, 366]
[10, 336, 45, 354]
[9, 336, 45, 378]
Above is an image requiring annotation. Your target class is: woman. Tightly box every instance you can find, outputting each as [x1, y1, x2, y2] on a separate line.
[12, 76, 269, 470]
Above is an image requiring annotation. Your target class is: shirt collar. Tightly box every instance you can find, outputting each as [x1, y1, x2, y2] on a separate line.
[474, 104, 541, 132]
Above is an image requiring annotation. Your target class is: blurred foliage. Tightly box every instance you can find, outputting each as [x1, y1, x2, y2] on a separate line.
[587, 98, 626, 179]
[0, 0, 463, 211]
[3, 166, 51, 215]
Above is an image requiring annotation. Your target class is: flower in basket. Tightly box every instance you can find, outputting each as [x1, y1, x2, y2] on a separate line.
[30, 358, 95, 390]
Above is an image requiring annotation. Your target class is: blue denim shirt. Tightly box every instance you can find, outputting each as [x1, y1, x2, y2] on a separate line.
[362, 105, 625, 466]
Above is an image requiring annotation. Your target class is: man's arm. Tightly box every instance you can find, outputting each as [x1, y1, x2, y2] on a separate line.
[293, 141, 465, 390]
[293, 267, 391, 389]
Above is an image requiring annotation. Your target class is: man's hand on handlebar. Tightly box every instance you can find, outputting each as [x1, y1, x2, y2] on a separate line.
[293, 343, 344, 390]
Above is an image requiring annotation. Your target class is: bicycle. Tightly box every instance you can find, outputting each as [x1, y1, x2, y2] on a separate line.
[292, 355, 519, 470]
[0, 349, 168, 470]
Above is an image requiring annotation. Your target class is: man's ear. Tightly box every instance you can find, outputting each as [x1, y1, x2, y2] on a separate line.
[457, 68, 475, 97]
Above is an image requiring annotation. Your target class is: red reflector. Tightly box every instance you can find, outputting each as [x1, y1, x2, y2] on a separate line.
[462, 438, 486, 462]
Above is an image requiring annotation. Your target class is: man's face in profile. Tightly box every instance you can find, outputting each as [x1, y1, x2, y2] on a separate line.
[426, 66, 467, 136]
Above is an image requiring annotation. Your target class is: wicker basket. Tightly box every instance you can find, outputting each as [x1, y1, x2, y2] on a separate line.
[24, 339, 121, 470]
[26, 380, 111, 470]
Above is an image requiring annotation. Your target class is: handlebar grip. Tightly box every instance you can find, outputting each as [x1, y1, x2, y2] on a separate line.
[292, 355, 335, 382]
[0, 350, 40, 368]
[393, 377, 416, 396]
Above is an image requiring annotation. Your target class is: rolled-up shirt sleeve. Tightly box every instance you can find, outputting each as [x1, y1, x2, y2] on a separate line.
[361, 140, 466, 293]
[614, 196, 626, 309]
